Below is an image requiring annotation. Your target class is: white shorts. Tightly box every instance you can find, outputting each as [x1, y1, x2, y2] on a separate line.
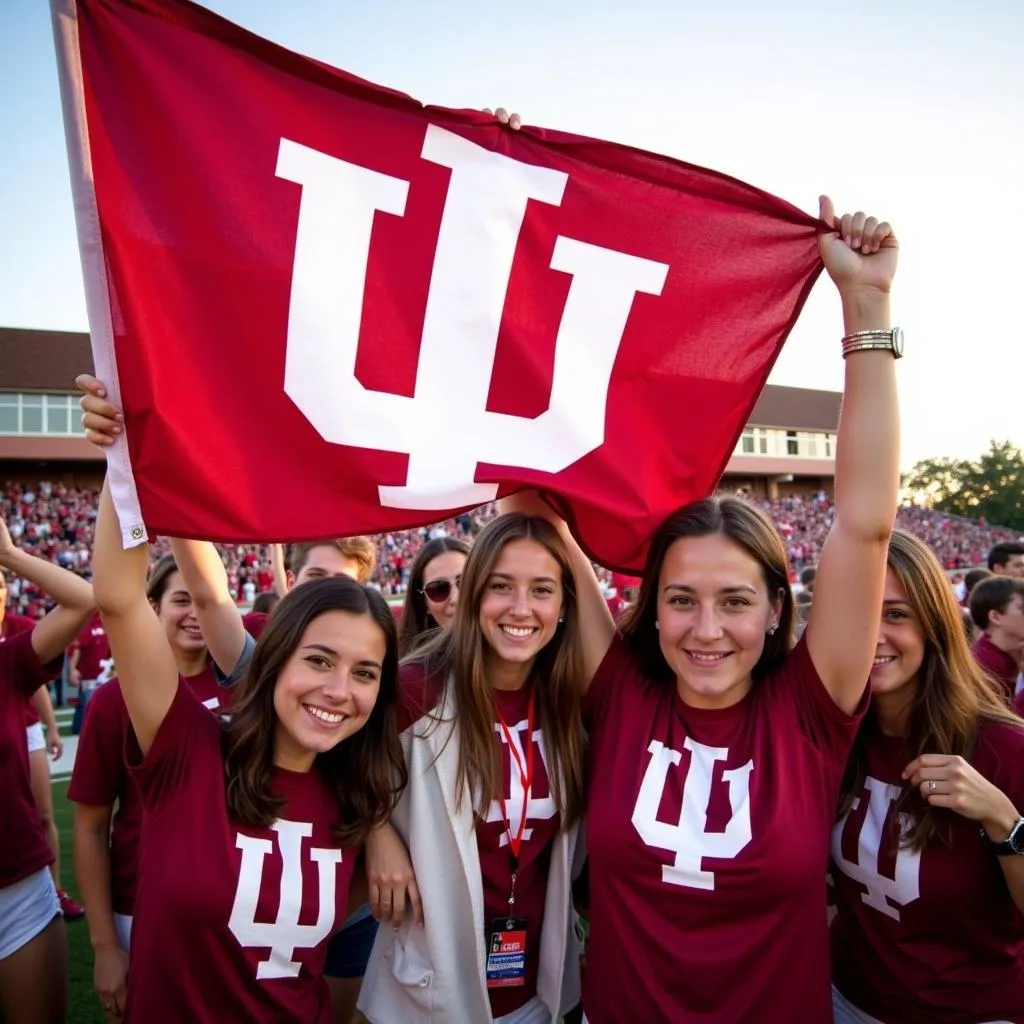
[114, 913, 133, 952]
[0, 867, 61, 961]
[26, 722, 45, 754]
[831, 986, 1011, 1024]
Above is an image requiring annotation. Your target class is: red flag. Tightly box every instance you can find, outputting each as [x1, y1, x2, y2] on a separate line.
[53, 0, 823, 571]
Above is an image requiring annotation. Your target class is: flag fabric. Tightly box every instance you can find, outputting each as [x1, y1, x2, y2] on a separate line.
[52, 0, 824, 571]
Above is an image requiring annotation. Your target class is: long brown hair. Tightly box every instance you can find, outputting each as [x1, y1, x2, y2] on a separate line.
[620, 497, 795, 683]
[224, 577, 407, 846]
[838, 529, 1022, 850]
[398, 536, 471, 657]
[408, 514, 585, 828]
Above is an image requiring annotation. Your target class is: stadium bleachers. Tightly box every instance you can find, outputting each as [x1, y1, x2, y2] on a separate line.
[2, 481, 1018, 617]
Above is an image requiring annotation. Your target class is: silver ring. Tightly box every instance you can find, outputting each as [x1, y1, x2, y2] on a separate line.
[928, 780, 936, 792]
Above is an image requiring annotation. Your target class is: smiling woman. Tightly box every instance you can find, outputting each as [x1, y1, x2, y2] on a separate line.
[476, 538, 566, 691]
[622, 501, 794, 709]
[398, 537, 471, 657]
[89, 481, 406, 1024]
[224, 582, 406, 832]
[503, 197, 904, 1024]
[831, 530, 1024, 1023]
[359, 512, 587, 1024]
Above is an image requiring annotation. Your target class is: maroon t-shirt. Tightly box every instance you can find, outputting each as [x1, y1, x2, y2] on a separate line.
[398, 662, 561, 1018]
[123, 683, 355, 1023]
[582, 635, 864, 1023]
[2, 614, 36, 639]
[68, 664, 234, 916]
[3, 614, 42, 727]
[72, 612, 111, 681]
[242, 611, 269, 640]
[831, 720, 1024, 1023]
[0, 627, 59, 888]
[972, 634, 1020, 706]
[183, 660, 235, 713]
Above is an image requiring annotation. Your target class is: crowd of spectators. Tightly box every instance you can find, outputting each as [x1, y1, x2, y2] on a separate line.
[746, 493, 1019, 574]
[3, 481, 1020, 618]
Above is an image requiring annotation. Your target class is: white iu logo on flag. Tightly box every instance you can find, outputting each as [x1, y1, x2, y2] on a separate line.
[276, 125, 670, 509]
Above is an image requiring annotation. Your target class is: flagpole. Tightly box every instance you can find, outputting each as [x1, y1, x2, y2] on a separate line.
[50, 0, 149, 549]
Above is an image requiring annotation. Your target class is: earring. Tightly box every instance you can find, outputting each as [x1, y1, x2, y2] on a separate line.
[655, 621, 660, 631]
[558, 617, 564, 623]
[767, 622, 778, 636]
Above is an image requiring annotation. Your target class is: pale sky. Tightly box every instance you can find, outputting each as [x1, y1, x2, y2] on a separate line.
[1, 0, 1021, 470]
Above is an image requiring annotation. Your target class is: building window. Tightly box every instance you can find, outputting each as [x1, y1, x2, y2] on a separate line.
[759, 433, 768, 454]
[0, 393, 83, 436]
[21, 395, 43, 434]
[46, 395, 72, 434]
[741, 428, 755, 454]
[0, 395, 18, 433]
[826, 434, 833, 457]
[786, 430, 799, 456]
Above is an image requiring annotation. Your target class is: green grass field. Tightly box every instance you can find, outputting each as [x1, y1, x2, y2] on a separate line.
[52, 778, 105, 1024]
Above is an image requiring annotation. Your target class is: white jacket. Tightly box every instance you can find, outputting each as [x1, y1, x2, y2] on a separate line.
[358, 682, 582, 1024]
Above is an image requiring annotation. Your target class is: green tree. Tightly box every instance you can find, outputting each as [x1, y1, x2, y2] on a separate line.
[903, 441, 1024, 531]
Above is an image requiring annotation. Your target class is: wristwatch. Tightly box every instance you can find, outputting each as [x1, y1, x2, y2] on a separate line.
[983, 816, 1024, 856]
[841, 327, 904, 359]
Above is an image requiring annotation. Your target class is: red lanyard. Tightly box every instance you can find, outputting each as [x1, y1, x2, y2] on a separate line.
[494, 688, 535, 911]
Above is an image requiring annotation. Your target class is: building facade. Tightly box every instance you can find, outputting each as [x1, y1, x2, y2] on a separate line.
[722, 384, 840, 499]
[1, 328, 839, 497]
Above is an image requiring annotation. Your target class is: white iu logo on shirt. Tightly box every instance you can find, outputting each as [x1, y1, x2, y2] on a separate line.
[632, 738, 754, 890]
[484, 720, 557, 844]
[831, 776, 921, 920]
[275, 126, 670, 509]
[228, 819, 342, 979]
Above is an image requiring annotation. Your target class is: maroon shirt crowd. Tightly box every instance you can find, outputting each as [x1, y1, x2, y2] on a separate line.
[3, 483, 1019, 624]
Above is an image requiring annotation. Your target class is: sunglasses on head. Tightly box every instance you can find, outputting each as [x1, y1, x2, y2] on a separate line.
[421, 577, 460, 603]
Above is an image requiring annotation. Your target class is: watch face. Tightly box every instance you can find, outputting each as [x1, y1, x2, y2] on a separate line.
[892, 326, 905, 357]
[1010, 818, 1024, 854]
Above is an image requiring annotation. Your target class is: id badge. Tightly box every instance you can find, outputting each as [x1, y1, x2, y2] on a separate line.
[485, 916, 528, 989]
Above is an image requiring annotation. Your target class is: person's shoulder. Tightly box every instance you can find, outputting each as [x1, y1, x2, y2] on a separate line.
[975, 717, 1024, 760]
[972, 633, 1011, 667]
[599, 630, 645, 678]
[969, 716, 1024, 800]
[86, 678, 129, 719]
[241, 611, 268, 639]
[0, 622, 36, 663]
[5, 614, 37, 637]
[761, 634, 818, 689]
[398, 659, 446, 725]
[0, 617, 37, 668]
[586, 630, 657, 723]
